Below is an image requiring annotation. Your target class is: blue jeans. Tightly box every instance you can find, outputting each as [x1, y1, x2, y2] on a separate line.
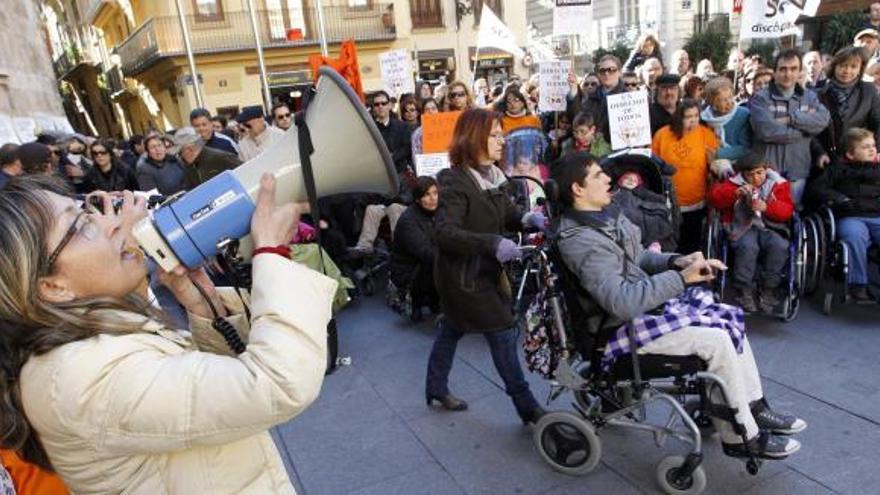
[838, 216, 880, 285]
[426, 317, 540, 417]
[729, 228, 789, 290]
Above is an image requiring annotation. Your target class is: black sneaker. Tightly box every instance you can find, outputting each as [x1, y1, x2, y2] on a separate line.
[752, 401, 807, 435]
[760, 287, 781, 310]
[723, 431, 801, 460]
[736, 290, 759, 313]
[850, 285, 877, 305]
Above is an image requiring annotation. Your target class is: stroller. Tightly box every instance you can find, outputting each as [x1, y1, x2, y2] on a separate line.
[601, 150, 681, 252]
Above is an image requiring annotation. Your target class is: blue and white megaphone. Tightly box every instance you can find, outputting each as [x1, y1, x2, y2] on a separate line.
[133, 67, 397, 272]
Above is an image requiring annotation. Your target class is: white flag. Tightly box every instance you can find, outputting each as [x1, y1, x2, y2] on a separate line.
[739, 0, 822, 39]
[477, 5, 525, 58]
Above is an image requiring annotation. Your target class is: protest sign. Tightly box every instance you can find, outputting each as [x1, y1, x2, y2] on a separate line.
[606, 91, 651, 150]
[477, 5, 525, 58]
[739, 0, 821, 39]
[379, 49, 415, 98]
[415, 153, 451, 177]
[422, 111, 462, 153]
[539, 60, 571, 112]
[552, 0, 592, 38]
[12, 117, 37, 143]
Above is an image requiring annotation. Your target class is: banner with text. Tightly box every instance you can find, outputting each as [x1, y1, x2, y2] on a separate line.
[738, 0, 821, 39]
[539, 60, 571, 112]
[422, 111, 463, 153]
[379, 49, 415, 98]
[607, 91, 651, 150]
[415, 153, 451, 177]
[553, 0, 592, 38]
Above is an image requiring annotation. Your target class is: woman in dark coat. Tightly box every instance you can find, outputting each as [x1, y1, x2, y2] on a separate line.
[83, 139, 138, 192]
[817, 46, 880, 165]
[135, 134, 188, 195]
[390, 176, 440, 319]
[624, 32, 664, 72]
[426, 108, 544, 424]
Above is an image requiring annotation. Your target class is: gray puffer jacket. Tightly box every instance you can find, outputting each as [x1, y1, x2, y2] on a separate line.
[749, 81, 830, 181]
[556, 209, 685, 331]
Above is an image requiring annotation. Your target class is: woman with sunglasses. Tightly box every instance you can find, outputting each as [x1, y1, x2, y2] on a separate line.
[442, 81, 474, 112]
[397, 93, 420, 131]
[495, 86, 541, 134]
[83, 139, 138, 193]
[0, 174, 335, 493]
[426, 108, 544, 425]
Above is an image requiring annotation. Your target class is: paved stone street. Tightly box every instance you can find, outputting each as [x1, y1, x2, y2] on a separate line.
[271, 286, 879, 495]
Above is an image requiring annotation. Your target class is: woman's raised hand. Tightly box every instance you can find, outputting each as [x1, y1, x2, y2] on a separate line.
[250, 174, 306, 249]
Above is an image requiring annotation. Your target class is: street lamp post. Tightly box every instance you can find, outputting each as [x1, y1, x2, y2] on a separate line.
[315, 0, 329, 57]
[172, 0, 204, 108]
[245, 0, 274, 113]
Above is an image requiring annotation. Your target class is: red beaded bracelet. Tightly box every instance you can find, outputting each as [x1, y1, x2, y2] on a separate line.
[252, 245, 291, 258]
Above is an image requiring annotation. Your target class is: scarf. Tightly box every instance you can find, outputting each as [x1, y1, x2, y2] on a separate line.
[468, 163, 508, 191]
[700, 106, 738, 148]
[828, 79, 858, 115]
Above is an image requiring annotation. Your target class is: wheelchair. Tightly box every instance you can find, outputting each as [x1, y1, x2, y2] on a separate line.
[703, 209, 808, 322]
[801, 207, 880, 315]
[515, 181, 766, 495]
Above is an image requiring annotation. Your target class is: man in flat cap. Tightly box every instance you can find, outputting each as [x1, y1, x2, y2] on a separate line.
[650, 73, 681, 137]
[172, 127, 241, 189]
[237, 105, 284, 162]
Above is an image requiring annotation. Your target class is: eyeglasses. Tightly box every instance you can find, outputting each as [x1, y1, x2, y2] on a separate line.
[584, 82, 599, 87]
[242, 122, 252, 129]
[372, 100, 390, 107]
[450, 92, 466, 98]
[625, 83, 640, 88]
[598, 67, 619, 75]
[275, 112, 292, 119]
[92, 149, 110, 156]
[404, 107, 417, 113]
[47, 210, 99, 270]
[489, 133, 505, 141]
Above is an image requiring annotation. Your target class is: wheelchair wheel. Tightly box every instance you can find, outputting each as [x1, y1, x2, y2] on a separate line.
[533, 411, 602, 476]
[780, 293, 800, 323]
[655, 455, 707, 495]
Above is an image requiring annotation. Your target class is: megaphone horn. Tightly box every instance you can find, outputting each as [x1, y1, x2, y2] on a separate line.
[133, 67, 398, 272]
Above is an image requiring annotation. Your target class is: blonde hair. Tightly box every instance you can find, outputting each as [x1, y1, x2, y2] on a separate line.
[442, 81, 475, 111]
[0, 176, 163, 470]
[703, 77, 734, 107]
[844, 127, 874, 153]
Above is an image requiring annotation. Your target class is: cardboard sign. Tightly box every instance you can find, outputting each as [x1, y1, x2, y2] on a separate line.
[379, 49, 415, 98]
[606, 91, 652, 150]
[415, 153, 451, 177]
[421, 111, 462, 153]
[539, 60, 571, 112]
[553, 0, 593, 38]
[739, 0, 821, 39]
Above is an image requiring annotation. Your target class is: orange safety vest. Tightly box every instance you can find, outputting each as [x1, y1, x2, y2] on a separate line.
[0, 450, 68, 495]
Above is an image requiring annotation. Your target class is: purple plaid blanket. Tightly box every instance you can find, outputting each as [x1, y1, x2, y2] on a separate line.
[601, 287, 746, 372]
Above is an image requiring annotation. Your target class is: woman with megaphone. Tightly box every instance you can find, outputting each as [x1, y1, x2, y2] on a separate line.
[0, 174, 336, 493]
[426, 108, 545, 425]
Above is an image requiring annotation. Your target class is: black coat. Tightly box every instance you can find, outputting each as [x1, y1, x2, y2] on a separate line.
[624, 48, 664, 72]
[376, 117, 413, 174]
[434, 167, 524, 332]
[185, 146, 242, 188]
[649, 103, 674, 137]
[817, 81, 880, 158]
[806, 161, 880, 218]
[390, 204, 435, 289]
[566, 82, 625, 141]
[83, 161, 139, 192]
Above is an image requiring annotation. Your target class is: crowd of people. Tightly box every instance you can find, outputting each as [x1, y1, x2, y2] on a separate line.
[4, 4, 880, 492]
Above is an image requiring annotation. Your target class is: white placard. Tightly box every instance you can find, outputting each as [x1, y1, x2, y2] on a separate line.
[415, 153, 450, 177]
[553, 0, 593, 38]
[607, 91, 652, 151]
[0, 114, 20, 145]
[539, 60, 571, 112]
[739, 0, 821, 39]
[12, 117, 37, 143]
[379, 49, 415, 98]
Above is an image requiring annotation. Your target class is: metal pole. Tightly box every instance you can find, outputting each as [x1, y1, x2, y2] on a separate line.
[315, 0, 329, 57]
[173, 0, 204, 108]
[245, 0, 273, 112]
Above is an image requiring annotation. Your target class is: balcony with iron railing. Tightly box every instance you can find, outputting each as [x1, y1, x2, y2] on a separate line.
[605, 21, 658, 48]
[114, 5, 396, 76]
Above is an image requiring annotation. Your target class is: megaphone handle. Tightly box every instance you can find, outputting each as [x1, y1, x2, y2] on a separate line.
[295, 112, 326, 276]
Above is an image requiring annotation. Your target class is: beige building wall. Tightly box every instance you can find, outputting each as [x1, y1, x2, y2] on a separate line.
[0, 0, 65, 119]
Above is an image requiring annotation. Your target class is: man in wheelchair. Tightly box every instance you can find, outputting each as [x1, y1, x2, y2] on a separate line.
[552, 152, 806, 459]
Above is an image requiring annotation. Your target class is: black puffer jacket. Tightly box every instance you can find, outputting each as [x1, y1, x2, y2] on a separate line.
[806, 161, 880, 218]
[434, 166, 524, 333]
[817, 81, 880, 158]
[390, 204, 436, 288]
[83, 161, 139, 192]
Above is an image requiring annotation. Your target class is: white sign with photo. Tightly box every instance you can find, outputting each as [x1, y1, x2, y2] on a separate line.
[553, 0, 592, 38]
[739, 0, 821, 39]
[606, 91, 652, 150]
[379, 49, 415, 98]
[539, 60, 571, 112]
[415, 153, 451, 177]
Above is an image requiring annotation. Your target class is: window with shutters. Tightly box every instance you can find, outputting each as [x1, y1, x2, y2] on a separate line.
[410, 0, 443, 28]
[473, 0, 503, 25]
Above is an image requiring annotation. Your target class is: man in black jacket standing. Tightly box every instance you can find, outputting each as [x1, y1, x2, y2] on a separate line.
[371, 90, 412, 174]
[171, 127, 242, 189]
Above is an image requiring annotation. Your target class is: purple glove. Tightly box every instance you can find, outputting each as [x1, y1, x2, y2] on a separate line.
[523, 211, 548, 231]
[495, 238, 521, 263]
